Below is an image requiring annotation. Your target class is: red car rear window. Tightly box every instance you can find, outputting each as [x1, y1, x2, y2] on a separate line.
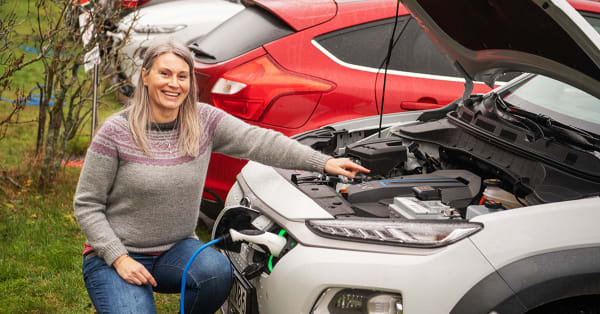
[189, 6, 294, 64]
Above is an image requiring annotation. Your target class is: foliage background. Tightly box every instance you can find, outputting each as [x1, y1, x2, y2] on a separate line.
[0, 0, 211, 312]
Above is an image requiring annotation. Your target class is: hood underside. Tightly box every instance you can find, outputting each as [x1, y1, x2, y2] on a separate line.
[401, 0, 600, 99]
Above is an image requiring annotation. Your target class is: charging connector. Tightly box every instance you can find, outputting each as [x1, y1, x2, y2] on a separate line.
[180, 228, 287, 313]
[229, 229, 287, 257]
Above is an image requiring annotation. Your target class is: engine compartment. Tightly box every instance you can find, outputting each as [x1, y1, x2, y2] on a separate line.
[286, 103, 600, 221]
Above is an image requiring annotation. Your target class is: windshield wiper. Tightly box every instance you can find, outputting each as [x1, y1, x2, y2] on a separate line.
[491, 94, 545, 141]
[497, 95, 600, 151]
[528, 115, 600, 151]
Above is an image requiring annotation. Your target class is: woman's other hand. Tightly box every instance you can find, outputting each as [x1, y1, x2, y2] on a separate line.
[113, 254, 157, 287]
[324, 158, 370, 178]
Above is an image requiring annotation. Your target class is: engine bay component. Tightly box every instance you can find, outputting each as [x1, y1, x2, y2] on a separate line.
[291, 113, 600, 223]
[483, 186, 523, 209]
[345, 138, 407, 176]
[412, 185, 441, 200]
[346, 170, 481, 209]
[466, 204, 503, 220]
[389, 197, 453, 219]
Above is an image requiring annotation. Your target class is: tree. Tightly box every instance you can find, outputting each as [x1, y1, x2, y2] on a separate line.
[0, 0, 44, 140]
[29, 0, 132, 187]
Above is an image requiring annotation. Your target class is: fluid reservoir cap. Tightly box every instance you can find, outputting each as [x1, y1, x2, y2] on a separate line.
[484, 200, 504, 209]
[483, 179, 502, 187]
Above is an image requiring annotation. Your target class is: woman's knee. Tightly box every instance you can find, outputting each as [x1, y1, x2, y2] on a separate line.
[189, 248, 233, 289]
[83, 255, 156, 314]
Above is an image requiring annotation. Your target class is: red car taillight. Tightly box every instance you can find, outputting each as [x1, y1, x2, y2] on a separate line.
[210, 56, 334, 122]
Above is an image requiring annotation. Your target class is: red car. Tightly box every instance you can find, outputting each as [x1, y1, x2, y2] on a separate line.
[191, 0, 500, 216]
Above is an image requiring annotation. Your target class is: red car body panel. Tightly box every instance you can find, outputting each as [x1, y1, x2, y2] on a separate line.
[249, 0, 337, 31]
[196, 0, 600, 207]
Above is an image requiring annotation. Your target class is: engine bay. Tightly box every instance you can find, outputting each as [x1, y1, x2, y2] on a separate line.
[286, 95, 600, 221]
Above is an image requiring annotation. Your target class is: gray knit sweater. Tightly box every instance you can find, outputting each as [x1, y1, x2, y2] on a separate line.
[74, 103, 331, 266]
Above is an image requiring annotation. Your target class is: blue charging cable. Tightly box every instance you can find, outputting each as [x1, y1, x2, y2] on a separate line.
[180, 238, 221, 314]
[179, 229, 285, 313]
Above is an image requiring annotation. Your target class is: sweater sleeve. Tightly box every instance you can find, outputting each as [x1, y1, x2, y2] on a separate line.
[73, 117, 128, 266]
[211, 112, 331, 172]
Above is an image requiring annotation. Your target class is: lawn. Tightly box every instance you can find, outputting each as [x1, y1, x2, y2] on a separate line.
[0, 165, 212, 313]
[0, 167, 212, 313]
[0, 1, 213, 312]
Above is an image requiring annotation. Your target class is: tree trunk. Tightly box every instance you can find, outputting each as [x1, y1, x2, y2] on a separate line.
[35, 80, 52, 156]
[40, 91, 65, 187]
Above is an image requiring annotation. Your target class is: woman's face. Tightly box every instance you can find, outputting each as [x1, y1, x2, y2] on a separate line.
[142, 52, 190, 121]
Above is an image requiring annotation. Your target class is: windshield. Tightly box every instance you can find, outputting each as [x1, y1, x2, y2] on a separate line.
[503, 75, 600, 135]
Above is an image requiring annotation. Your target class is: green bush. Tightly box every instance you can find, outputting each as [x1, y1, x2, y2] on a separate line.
[66, 136, 90, 156]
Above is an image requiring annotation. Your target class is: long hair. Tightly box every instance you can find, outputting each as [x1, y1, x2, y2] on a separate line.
[126, 39, 201, 157]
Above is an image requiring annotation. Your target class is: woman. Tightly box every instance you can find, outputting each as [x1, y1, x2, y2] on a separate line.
[73, 39, 368, 314]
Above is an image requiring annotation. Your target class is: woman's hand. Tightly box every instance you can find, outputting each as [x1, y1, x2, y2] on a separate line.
[113, 254, 157, 287]
[324, 158, 370, 178]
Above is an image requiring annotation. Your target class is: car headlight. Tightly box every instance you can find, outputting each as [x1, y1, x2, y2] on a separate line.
[311, 288, 403, 314]
[133, 24, 186, 33]
[307, 219, 482, 248]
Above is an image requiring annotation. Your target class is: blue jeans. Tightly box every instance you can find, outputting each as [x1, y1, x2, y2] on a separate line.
[82, 238, 233, 314]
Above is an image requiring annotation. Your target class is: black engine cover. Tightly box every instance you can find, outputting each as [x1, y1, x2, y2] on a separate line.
[346, 170, 481, 209]
[346, 138, 407, 176]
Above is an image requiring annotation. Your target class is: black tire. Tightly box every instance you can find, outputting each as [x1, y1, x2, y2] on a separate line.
[527, 295, 600, 314]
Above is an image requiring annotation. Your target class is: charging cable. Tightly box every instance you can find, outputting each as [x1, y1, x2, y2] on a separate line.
[180, 237, 222, 314]
[179, 229, 287, 314]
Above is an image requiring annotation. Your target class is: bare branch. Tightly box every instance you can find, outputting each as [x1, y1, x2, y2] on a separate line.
[2, 171, 22, 189]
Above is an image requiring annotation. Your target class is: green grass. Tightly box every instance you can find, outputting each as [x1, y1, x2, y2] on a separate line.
[0, 168, 213, 313]
[0, 169, 94, 313]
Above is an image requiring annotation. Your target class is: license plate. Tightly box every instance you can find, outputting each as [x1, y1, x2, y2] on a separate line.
[228, 268, 257, 314]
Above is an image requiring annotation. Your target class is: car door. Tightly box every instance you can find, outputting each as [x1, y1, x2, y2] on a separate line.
[312, 16, 493, 116]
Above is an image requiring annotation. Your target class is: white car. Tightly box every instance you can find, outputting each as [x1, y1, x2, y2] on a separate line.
[212, 0, 600, 313]
[115, 0, 242, 95]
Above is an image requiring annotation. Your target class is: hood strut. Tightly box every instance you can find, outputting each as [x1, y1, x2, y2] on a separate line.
[378, 0, 402, 138]
[454, 61, 474, 103]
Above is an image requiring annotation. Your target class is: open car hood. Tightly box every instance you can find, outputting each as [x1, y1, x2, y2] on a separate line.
[401, 0, 600, 99]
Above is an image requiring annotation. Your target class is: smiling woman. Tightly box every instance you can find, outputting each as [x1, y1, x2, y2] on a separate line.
[126, 41, 202, 158]
[141, 52, 191, 123]
[73, 39, 368, 314]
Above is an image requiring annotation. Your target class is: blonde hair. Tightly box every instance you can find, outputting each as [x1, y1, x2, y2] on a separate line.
[126, 39, 201, 157]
